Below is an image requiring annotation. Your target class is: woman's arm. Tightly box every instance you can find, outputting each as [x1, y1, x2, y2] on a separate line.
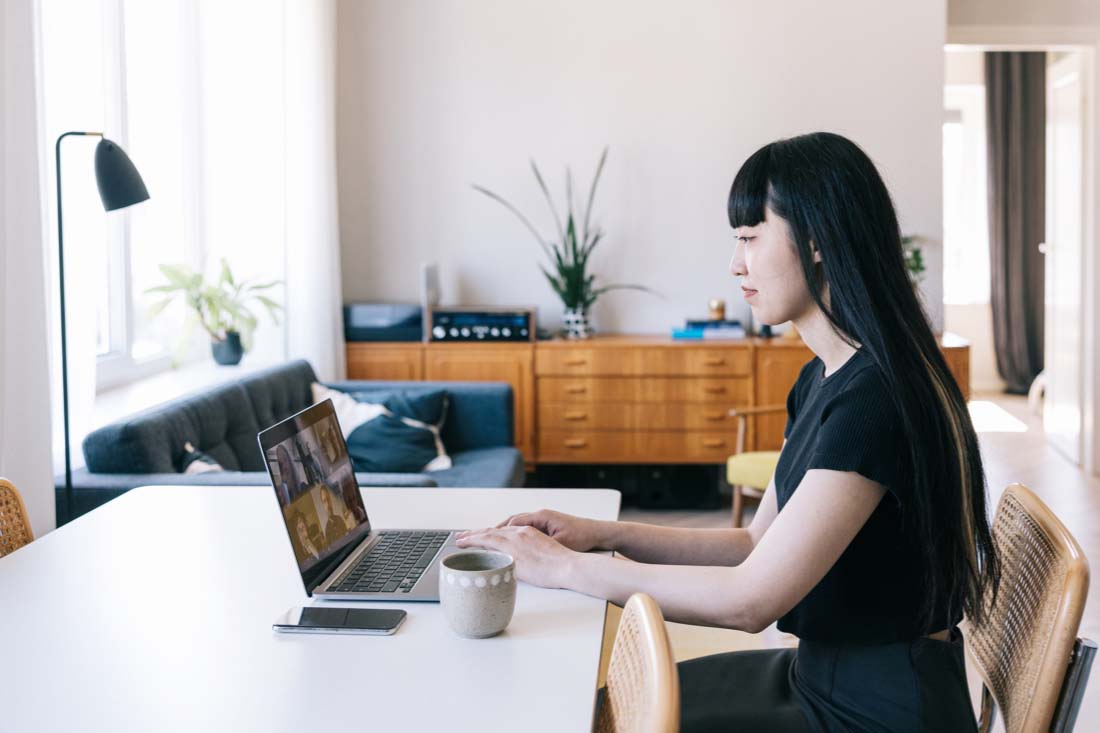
[457, 467, 884, 631]
[496, 441, 787, 567]
[604, 478, 778, 566]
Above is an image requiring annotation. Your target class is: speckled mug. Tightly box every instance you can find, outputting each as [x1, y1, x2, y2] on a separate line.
[439, 550, 516, 638]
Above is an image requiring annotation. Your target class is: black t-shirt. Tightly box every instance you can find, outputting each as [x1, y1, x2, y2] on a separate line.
[773, 347, 957, 643]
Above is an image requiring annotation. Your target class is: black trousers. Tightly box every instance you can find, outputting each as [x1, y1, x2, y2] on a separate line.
[677, 629, 976, 732]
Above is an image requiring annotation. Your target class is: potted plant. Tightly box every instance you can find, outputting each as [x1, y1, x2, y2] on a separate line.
[473, 147, 656, 339]
[901, 235, 925, 285]
[145, 258, 282, 365]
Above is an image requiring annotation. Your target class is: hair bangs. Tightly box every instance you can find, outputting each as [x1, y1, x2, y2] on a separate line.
[727, 144, 773, 229]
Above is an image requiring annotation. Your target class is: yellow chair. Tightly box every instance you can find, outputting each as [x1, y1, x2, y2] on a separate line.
[596, 593, 680, 733]
[0, 477, 35, 557]
[726, 405, 785, 527]
[967, 483, 1095, 732]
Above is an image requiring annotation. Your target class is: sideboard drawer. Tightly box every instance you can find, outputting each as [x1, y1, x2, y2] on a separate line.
[538, 377, 751, 404]
[537, 430, 739, 463]
[536, 347, 751, 377]
[539, 402, 740, 431]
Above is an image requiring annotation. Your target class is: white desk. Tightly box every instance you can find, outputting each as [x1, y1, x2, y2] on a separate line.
[0, 486, 621, 732]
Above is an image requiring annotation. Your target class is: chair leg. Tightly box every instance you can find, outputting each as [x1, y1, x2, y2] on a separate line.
[732, 485, 744, 528]
[978, 685, 996, 733]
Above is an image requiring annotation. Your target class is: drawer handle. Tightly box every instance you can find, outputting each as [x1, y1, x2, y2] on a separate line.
[565, 358, 588, 366]
[564, 412, 589, 421]
[564, 438, 588, 448]
[703, 412, 725, 421]
[702, 438, 726, 448]
[703, 358, 726, 366]
[565, 386, 588, 395]
[703, 386, 727, 395]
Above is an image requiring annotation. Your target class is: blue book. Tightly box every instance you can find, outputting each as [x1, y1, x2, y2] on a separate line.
[671, 327, 706, 340]
[685, 319, 744, 330]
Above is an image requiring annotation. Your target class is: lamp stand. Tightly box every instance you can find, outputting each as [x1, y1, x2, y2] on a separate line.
[55, 131, 103, 525]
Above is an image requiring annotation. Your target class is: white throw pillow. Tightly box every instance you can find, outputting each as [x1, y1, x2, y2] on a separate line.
[311, 382, 387, 437]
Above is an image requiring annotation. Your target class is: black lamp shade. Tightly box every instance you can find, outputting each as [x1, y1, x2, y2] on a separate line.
[94, 138, 149, 211]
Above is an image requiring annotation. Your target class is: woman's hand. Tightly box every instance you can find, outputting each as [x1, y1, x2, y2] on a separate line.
[455, 525, 578, 589]
[488, 509, 610, 553]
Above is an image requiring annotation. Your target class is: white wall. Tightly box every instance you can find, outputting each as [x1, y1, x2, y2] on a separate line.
[336, 0, 947, 334]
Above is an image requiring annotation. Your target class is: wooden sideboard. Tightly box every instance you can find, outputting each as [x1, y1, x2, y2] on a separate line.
[346, 334, 971, 468]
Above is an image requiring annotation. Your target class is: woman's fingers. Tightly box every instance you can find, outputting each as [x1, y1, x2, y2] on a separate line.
[495, 513, 527, 529]
[455, 528, 502, 549]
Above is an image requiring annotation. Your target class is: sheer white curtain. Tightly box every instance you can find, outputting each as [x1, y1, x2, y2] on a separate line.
[1, 0, 56, 534]
[284, 0, 344, 380]
[192, 0, 344, 377]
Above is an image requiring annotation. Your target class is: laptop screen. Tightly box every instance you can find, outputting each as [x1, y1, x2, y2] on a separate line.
[259, 399, 371, 586]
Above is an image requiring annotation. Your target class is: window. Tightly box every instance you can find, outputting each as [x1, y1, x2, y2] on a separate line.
[40, 0, 287, 391]
[42, 0, 189, 390]
[943, 84, 991, 305]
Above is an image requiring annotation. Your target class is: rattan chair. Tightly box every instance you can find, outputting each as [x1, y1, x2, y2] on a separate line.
[967, 483, 1096, 732]
[726, 404, 785, 527]
[0, 477, 35, 557]
[596, 593, 680, 733]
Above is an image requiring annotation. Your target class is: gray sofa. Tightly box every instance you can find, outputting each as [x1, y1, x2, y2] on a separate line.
[59, 360, 525, 522]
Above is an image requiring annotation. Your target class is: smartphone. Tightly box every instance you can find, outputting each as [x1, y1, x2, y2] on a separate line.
[273, 606, 407, 635]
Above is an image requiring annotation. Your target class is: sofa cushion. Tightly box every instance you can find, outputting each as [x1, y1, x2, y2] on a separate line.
[83, 381, 262, 473]
[327, 381, 513, 452]
[423, 446, 526, 488]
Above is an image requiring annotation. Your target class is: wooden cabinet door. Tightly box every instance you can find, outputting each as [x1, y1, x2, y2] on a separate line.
[424, 344, 535, 464]
[940, 345, 971, 401]
[753, 344, 813, 451]
[346, 343, 423, 381]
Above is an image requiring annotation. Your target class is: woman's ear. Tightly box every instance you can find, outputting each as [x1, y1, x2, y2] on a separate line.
[811, 242, 823, 264]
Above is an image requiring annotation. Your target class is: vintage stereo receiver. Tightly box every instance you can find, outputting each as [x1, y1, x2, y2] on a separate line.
[427, 306, 536, 342]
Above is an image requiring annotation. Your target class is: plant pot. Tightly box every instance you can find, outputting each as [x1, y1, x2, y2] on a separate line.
[562, 307, 593, 340]
[211, 331, 244, 365]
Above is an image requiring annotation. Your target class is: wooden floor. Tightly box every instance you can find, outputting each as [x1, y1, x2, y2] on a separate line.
[603, 392, 1100, 729]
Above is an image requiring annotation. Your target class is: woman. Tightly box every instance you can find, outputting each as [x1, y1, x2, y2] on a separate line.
[292, 512, 322, 565]
[457, 132, 999, 731]
[319, 487, 351, 546]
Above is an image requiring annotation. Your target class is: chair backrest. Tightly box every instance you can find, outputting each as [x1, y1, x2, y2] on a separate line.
[0, 478, 35, 557]
[966, 483, 1090, 732]
[597, 593, 680, 733]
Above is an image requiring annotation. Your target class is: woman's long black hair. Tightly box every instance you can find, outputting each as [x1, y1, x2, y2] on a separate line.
[729, 132, 999, 629]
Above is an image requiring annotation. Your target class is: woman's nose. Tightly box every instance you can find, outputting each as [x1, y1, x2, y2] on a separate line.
[729, 241, 747, 277]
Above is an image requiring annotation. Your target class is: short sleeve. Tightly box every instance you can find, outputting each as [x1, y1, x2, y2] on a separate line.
[807, 367, 906, 496]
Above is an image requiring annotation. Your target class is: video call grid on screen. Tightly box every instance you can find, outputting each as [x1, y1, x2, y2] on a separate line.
[263, 407, 369, 572]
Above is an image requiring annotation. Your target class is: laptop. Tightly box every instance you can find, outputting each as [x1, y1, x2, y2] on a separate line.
[258, 398, 462, 601]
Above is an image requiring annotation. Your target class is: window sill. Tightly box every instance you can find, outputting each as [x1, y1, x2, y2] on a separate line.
[65, 357, 282, 472]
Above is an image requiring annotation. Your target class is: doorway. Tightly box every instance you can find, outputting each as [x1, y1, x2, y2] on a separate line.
[943, 45, 1092, 468]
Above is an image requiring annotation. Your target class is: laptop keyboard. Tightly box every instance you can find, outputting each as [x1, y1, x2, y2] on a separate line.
[331, 531, 450, 594]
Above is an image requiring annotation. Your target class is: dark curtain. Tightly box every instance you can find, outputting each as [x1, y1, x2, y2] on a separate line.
[985, 52, 1046, 394]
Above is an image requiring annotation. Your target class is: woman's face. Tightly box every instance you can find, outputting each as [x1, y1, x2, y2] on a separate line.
[296, 518, 309, 544]
[729, 206, 820, 326]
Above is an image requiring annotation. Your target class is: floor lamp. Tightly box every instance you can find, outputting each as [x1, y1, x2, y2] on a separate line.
[56, 132, 149, 524]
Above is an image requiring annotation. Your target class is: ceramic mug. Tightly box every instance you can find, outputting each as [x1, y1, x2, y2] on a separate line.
[438, 550, 516, 638]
